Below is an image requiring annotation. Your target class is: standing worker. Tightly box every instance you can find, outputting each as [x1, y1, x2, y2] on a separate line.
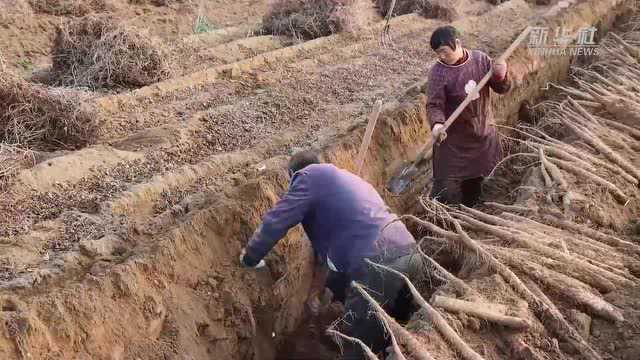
[239, 150, 418, 359]
[427, 25, 512, 206]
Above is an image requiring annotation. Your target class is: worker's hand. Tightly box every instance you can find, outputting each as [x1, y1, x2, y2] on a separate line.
[431, 123, 447, 144]
[492, 59, 507, 80]
[239, 248, 266, 269]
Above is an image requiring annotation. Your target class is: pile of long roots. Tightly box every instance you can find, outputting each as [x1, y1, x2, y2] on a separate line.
[51, 15, 172, 89]
[327, 28, 640, 360]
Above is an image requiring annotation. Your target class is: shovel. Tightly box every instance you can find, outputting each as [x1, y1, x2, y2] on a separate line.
[386, 26, 533, 195]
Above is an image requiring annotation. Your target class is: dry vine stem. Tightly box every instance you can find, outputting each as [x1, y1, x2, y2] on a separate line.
[365, 259, 484, 360]
[352, 281, 429, 360]
[611, 32, 640, 59]
[326, 329, 378, 360]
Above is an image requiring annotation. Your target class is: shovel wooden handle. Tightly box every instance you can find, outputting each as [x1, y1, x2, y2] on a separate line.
[436, 26, 533, 141]
[355, 100, 384, 176]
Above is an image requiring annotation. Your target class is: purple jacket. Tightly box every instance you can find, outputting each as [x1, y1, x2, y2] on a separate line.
[426, 49, 511, 181]
[244, 164, 415, 275]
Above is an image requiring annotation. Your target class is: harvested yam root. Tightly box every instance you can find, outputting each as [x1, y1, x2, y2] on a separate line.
[365, 260, 483, 360]
[502, 247, 616, 294]
[432, 295, 530, 330]
[326, 329, 378, 360]
[492, 248, 624, 322]
[417, 245, 478, 298]
[405, 213, 602, 360]
[351, 281, 428, 360]
[452, 210, 631, 287]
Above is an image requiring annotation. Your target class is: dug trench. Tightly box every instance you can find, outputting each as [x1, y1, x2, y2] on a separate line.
[1, 1, 640, 360]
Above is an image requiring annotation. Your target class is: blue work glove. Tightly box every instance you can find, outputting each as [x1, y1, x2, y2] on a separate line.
[239, 248, 266, 269]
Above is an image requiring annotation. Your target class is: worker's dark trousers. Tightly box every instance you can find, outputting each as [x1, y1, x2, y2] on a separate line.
[430, 177, 483, 207]
[335, 253, 417, 359]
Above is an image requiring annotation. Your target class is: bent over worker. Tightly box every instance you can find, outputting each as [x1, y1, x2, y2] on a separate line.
[427, 25, 512, 206]
[240, 150, 418, 359]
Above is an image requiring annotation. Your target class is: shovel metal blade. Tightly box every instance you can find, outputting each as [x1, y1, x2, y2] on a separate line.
[386, 164, 419, 194]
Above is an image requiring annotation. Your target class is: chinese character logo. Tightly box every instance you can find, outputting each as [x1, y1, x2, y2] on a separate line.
[528, 27, 549, 48]
[577, 27, 597, 45]
[527, 26, 600, 57]
[554, 27, 575, 46]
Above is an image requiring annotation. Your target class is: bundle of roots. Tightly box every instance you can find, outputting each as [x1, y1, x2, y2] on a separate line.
[263, 0, 364, 40]
[28, 0, 110, 16]
[374, 0, 460, 21]
[0, 70, 97, 151]
[487, 30, 640, 225]
[336, 195, 637, 360]
[558, 31, 640, 130]
[51, 15, 172, 89]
